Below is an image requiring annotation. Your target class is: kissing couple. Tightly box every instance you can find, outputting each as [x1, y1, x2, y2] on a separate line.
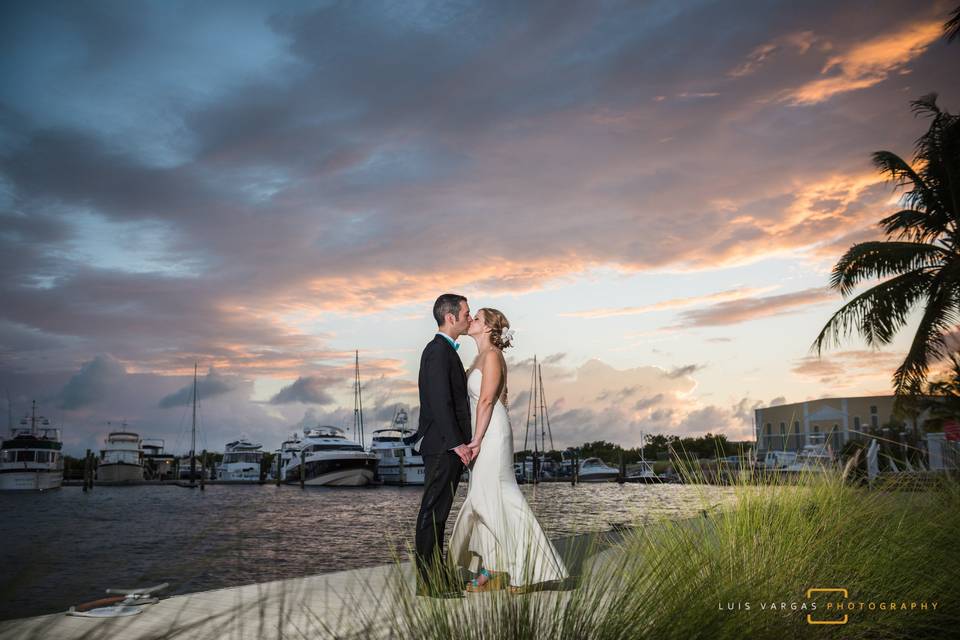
[405, 293, 568, 598]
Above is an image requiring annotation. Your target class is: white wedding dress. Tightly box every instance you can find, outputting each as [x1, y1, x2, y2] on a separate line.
[448, 368, 569, 587]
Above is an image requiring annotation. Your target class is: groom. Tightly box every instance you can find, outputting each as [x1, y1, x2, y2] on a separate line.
[408, 293, 476, 597]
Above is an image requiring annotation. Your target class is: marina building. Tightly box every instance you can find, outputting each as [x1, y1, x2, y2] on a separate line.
[754, 395, 931, 454]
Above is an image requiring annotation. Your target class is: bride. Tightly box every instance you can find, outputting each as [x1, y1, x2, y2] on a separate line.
[448, 307, 569, 592]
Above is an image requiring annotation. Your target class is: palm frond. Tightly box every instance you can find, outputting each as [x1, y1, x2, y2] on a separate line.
[892, 270, 960, 394]
[877, 209, 943, 242]
[871, 151, 942, 214]
[910, 93, 941, 118]
[828, 241, 947, 297]
[812, 269, 935, 355]
[945, 6, 960, 43]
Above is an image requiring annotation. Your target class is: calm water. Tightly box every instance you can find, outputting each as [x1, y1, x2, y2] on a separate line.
[0, 482, 737, 620]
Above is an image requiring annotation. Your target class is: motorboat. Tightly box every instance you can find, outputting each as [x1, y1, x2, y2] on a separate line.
[218, 436, 265, 481]
[142, 438, 175, 480]
[0, 401, 63, 491]
[282, 426, 379, 486]
[370, 408, 424, 485]
[578, 457, 620, 482]
[97, 424, 144, 483]
[782, 435, 835, 473]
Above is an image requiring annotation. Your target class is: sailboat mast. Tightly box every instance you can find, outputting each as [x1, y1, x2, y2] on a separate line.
[190, 362, 198, 481]
[354, 350, 365, 447]
[538, 363, 555, 451]
[30, 399, 37, 435]
[533, 355, 539, 457]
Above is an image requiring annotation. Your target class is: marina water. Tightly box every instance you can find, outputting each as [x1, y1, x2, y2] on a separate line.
[0, 482, 737, 620]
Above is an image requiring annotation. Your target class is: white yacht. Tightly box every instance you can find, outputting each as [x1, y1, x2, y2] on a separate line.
[218, 436, 265, 481]
[578, 457, 620, 482]
[97, 424, 144, 483]
[282, 426, 379, 486]
[0, 401, 63, 491]
[782, 434, 835, 473]
[370, 408, 424, 485]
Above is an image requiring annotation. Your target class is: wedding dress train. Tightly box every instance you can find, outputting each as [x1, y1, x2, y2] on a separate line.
[448, 368, 568, 587]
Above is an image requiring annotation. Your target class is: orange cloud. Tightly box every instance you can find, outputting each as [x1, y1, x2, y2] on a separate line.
[783, 19, 942, 105]
[792, 349, 908, 389]
[561, 285, 778, 318]
[303, 258, 590, 313]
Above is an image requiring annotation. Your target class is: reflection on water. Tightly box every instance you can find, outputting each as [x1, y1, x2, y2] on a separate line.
[0, 482, 737, 620]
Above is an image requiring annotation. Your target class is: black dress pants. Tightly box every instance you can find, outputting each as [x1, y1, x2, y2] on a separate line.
[414, 451, 465, 587]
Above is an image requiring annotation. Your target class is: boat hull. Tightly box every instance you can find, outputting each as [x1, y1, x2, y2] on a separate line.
[285, 457, 378, 487]
[97, 462, 144, 483]
[304, 468, 375, 486]
[0, 470, 63, 491]
[623, 475, 665, 483]
[376, 462, 426, 485]
[578, 472, 620, 482]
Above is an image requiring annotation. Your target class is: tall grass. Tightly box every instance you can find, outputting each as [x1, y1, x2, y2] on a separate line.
[378, 452, 960, 639]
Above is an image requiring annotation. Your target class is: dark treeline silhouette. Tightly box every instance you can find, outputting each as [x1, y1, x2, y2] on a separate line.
[517, 432, 754, 465]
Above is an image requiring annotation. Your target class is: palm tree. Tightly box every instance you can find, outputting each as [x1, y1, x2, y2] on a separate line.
[812, 94, 960, 399]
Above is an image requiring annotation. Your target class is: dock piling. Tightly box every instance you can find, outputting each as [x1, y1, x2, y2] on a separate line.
[300, 449, 305, 488]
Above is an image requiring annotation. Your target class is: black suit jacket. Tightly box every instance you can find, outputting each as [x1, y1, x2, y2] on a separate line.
[411, 334, 471, 455]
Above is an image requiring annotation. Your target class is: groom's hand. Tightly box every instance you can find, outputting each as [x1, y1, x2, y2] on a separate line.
[452, 444, 471, 465]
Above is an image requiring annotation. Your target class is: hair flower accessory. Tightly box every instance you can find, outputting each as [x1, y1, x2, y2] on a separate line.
[501, 328, 516, 345]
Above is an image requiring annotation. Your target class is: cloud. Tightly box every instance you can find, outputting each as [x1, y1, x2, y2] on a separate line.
[728, 31, 821, 77]
[158, 368, 241, 408]
[668, 287, 836, 329]
[561, 286, 777, 319]
[268, 376, 338, 405]
[0, 0, 955, 454]
[57, 354, 127, 410]
[667, 363, 706, 378]
[504, 358, 757, 446]
[791, 349, 907, 389]
[783, 19, 943, 105]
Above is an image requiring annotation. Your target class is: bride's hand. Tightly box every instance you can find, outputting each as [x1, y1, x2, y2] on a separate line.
[467, 441, 481, 460]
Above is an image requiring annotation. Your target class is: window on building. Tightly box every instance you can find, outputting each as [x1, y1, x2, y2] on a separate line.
[779, 422, 785, 434]
[814, 425, 820, 433]
[766, 423, 771, 435]
[794, 421, 800, 433]
[871, 415, 879, 428]
[870, 405, 877, 414]
[854, 416, 861, 429]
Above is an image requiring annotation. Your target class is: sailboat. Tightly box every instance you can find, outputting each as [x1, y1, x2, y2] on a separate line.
[624, 430, 665, 483]
[177, 363, 207, 483]
[519, 356, 557, 483]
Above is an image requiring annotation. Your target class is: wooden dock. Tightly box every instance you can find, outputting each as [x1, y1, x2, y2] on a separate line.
[0, 526, 650, 640]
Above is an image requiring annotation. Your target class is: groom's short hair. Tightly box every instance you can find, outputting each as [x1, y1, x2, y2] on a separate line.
[434, 294, 467, 327]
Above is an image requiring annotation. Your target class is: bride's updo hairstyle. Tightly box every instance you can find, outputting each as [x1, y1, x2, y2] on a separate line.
[480, 308, 513, 350]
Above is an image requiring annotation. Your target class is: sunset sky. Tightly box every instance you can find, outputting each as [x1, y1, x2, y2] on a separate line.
[1, 0, 958, 456]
